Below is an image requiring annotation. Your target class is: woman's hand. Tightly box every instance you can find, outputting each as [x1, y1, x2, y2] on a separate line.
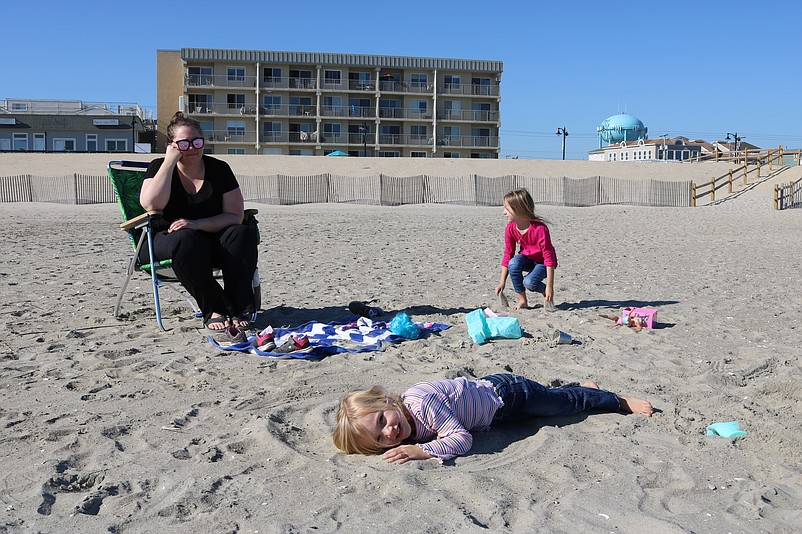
[167, 218, 197, 233]
[164, 142, 183, 166]
[383, 445, 434, 464]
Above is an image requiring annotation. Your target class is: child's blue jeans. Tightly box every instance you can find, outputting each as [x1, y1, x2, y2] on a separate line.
[482, 373, 621, 423]
[507, 254, 546, 294]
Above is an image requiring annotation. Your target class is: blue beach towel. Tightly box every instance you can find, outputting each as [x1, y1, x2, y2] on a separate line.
[209, 317, 450, 360]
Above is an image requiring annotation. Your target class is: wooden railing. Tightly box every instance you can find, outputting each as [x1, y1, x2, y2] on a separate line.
[690, 146, 801, 206]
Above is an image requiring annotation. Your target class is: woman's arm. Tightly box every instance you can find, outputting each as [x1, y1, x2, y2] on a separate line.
[165, 187, 245, 234]
[140, 147, 182, 212]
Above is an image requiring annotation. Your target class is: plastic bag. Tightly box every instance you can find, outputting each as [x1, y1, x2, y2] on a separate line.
[389, 312, 421, 339]
[466, 309, 522, 344]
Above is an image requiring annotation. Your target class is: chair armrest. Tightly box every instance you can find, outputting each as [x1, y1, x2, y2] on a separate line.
[120, 211, 163, 231]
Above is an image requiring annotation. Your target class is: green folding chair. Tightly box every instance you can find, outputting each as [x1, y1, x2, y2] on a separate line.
[107, 160, 261, 331]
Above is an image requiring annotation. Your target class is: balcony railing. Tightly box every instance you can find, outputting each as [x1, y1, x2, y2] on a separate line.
[202, 129, 251, 143]
[185, 74, 258, 88]
[289, 77, 317, 89]
[441, 83, 500, 97]
[435, 135, 498, 148]
[438, 109, 500, 122]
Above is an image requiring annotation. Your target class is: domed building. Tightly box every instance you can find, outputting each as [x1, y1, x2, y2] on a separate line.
[597, 113, 648, 147]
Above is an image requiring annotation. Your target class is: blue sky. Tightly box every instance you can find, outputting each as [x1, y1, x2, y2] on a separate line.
[3, 0, 799, 159]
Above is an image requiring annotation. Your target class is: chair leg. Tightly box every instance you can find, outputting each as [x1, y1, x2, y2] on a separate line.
[114, 257, 138, 318]
[145, 225, 167, 332]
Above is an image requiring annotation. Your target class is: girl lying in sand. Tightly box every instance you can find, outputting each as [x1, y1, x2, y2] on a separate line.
[332, 373, 653, 463]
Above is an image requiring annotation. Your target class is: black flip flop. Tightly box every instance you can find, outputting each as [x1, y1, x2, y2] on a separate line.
[204, 316, 229, 331]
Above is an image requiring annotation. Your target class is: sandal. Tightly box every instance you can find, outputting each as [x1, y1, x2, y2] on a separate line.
[204, 315, 229, 331]
[232, 314, 254, 329]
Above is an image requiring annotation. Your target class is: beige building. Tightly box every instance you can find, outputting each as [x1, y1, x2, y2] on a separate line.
[157, 48, 502, 157]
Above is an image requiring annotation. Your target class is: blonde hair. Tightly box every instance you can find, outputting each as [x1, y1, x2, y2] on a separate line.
[504, 188, 549, 224]
[332, 386, 405, 455]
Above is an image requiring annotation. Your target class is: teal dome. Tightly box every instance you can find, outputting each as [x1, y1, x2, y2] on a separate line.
[597, 113, 647, 145]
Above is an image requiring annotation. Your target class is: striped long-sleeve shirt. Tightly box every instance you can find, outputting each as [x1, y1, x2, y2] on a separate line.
[402, 377, 503, 462]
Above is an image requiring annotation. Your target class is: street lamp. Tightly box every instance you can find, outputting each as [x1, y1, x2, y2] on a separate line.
[555, 127, 569, 160]
[725, 132, 742, 153]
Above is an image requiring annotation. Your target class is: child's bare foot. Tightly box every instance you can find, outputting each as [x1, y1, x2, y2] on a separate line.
[616, 394, 654, 416]
[581, 380, 600, 389]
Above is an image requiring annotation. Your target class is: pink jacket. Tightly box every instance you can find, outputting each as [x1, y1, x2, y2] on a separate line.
[501, 221, 558, 268]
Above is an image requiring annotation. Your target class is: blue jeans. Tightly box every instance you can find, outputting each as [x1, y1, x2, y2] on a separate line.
[482, 373, 621, 423]
[507, 254, 546, 295]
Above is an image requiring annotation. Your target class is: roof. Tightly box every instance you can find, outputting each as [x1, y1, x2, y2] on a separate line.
[180, 48, 503, 73]
[0, 114, 135, 131]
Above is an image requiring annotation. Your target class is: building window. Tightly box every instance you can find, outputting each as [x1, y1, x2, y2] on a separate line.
[263, 67, 281, 85]
[410, 73, 429, 91]
[471, 153, 492, 159]
[0, 139, 10, 150]
[289, 149, 313, 156]
[443, 75, 461, 92]
[410, 151, 427, 157]
[86, 134, 97, 152]
[324, 70, 341, 85]
[471, 77, 492, 95]
[53, 138, 77, 151]
[262, 95, 281, 115]
[10, 102, 29, 111]
[443, 126, 460, 145]
[227, 67, 246, 82]
[106, 139, 126, 152]
[378, 151, 400, 157]
[188, 66, 213, 85]
[227, 93, 245, 111]
[227, 148, 245, 154]
[323, 123, 341, 141]
[263, 122, 282, 142]
[33, 133, 45, 151]
[289, 69, 314, 89]
[443, 151, 460, 158]
[443, 100, 461, 120]
[13, 133, 28, 151]
[188, 94, 213, 113]
[290, 96, 313, 116]
[323, 96, 343, 116]
[226, 121, 246, 140]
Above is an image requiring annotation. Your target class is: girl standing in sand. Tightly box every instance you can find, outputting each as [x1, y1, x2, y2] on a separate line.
[332, 373, 653, 464]
[495, 188, 558, 310]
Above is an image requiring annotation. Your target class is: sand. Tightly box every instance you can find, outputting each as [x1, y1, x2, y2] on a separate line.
[1, 155, 801, 533]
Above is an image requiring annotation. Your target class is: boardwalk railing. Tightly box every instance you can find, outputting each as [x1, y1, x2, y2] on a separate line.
[689, 147, 800, 206]
[0, 173, 693, 208]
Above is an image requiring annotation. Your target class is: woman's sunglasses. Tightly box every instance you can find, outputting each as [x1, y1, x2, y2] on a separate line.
[174, 137, 205, 151]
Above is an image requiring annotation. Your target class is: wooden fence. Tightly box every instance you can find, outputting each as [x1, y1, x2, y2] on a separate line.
[775, 177, 802, 210]
[0, 173, 693, 208]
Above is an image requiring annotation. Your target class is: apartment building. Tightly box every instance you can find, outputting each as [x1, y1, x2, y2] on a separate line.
[157, 48, 502, 157]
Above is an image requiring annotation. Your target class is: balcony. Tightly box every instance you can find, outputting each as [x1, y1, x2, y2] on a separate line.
[440, 83, 500, 97]
[438, 109, 500, 122]
[185, 74, 257, 88]
[186, 103, 260, 115]
[435, 135, 499, 148]
[289, 77, 317, 90]
[203, 129, 251, 143]
[260, 132, 289, 143]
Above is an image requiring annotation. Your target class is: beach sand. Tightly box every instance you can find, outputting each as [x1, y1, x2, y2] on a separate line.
[1, 156, 801, 533]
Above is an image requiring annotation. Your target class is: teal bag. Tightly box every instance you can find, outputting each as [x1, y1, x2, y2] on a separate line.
[487, 316, 522, 339]
[466, 309, 522, 344]
[465, 309, 492, 344]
